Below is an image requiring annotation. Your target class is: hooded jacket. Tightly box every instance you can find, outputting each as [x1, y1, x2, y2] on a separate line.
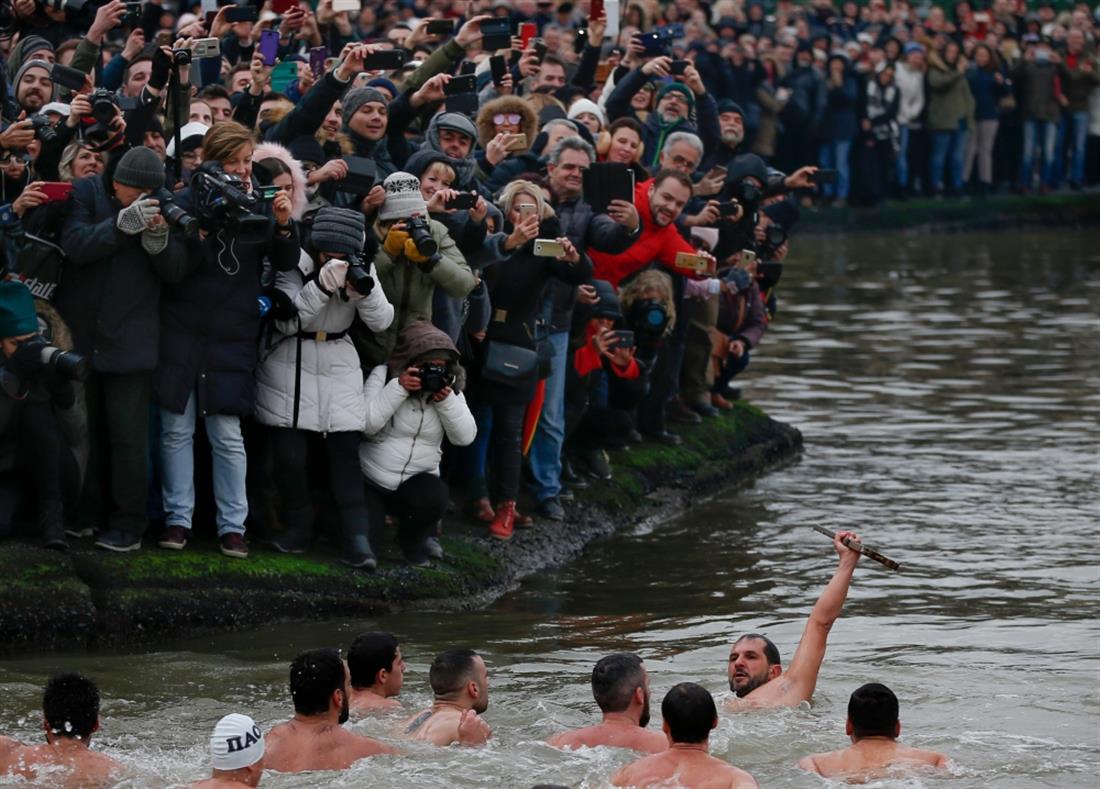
[359, 321, 476, 491]
[253, 142, 308, 221]
[254, 253, 393, 433]
[421, 112, 481, 192]
[927, 51, 975, 131]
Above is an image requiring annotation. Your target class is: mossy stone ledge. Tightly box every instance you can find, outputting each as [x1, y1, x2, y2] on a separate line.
[0, 403, 801, 654]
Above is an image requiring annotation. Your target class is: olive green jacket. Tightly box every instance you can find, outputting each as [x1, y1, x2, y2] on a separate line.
[926, 55, 974, 131]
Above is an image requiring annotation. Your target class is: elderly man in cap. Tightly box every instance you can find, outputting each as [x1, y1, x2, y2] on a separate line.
[58, 146, 190, 552]
[188, 713, 265, 788]
[605, 55, 720, 170]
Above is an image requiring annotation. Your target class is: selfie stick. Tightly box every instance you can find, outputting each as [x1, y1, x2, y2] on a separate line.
[811, 525, 901, 572]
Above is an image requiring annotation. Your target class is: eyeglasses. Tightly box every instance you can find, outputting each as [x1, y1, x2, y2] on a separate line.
[0, 153, 29, 166]
[494, 113, 522, 125]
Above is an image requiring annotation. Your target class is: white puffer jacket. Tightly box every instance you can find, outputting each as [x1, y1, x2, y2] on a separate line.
[255, 255, 394, 432]
[358, 365, 476, 491]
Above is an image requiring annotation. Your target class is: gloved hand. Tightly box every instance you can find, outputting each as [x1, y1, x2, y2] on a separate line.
[383, 227, 410, 258]
[117, 198, 160, 236]
[141, 221, 169, 255]
[5, 336, 46, 377]
[149, 46, 173, 92]
[724, 267, 751, 293]
[318, 259, 348, 293]
[402, 237, 432, 265]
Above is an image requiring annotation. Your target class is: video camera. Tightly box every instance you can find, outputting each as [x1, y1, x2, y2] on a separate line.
[191, 162, 270, 244]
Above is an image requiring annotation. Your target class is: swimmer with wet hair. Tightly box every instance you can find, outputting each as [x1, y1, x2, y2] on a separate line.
[188, 713, 265, 787]
[611, 682, 758, 788]
[0, 672, 123, 787]
[547, 653, 668, 753]
[798, 683, 950, 779]
[727, 530, 863, 709]
[401, 648, 492, 746]
[347, 631, 406, 713]
[264, 647, 397, 772]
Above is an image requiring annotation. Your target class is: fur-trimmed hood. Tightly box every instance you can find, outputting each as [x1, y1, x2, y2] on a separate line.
[253, 142, 308, 221]
[475, 96, 539, 151]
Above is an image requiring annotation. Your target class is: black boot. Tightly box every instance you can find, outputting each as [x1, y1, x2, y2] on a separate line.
[40, 500, 68, 551]
[341, 523, 377, 570]
[272, 505, 312, 554]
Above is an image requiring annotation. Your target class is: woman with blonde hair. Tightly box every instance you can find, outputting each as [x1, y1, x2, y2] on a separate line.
[465, 180, 592, 541]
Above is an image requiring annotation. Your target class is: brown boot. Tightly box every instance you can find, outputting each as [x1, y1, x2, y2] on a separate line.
[470, 497, 495, 524]
[489, 501, 516, 541]
[711, 393, 733, 410]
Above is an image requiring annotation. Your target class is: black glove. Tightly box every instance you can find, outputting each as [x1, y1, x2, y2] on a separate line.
[149, 47, 173, 92]
[5, 336, 46, 378]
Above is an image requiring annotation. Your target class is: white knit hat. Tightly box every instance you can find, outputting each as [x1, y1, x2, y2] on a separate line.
[378, 171, 428, 221]
[210, 714, 264, 771]
[567, 98, 607, 129]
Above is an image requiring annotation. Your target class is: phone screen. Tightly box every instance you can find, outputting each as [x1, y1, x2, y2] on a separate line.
[259, 30, 280, 67]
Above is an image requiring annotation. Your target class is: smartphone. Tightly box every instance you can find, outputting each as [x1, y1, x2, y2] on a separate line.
[191, 37, 222, 59]
[444, 192, 478, 210]
[533, 239, 565, 257]
[489, 54, 507, 85]
[591, 0, 604, 21]
[364, 49, 406, 70]
[810, 168, 838, 185]
[273, 0, 297, 13]
[519, 21, 537, 50]
[594, 62, 613, 83]
[532, 38, 548, 61]
[717, 201, 741, 216]
[480, 18, 511, 51]
[309, 46, 327, 78]
[459, 60, 477, 75]
[739, 249, 758, 267]
[445, 73, 477, 95]
[518, 202, 537, 218]
[258, 30, 280, 66]
[504, 133, 528, 152]
[608, 329, 634, 349]
[39, 182, 74, 202]
[427, 18, 455, 35]
[573, 28, 588, 54]
[50, 63, 86, 92]
[674, 251, 709, 273]
[635, 31, 668, 57]
[226, 6, 258, 23]
[670, 59, 690, 75]
[122, 1, 142, 24]
[256, 184, 281, 201]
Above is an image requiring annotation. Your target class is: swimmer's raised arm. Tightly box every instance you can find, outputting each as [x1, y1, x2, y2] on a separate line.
[784, 530, 861, 701]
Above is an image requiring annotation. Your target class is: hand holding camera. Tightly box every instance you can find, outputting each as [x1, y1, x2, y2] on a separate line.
[117, 198, 161, 236]
[318, 259, 349, 293]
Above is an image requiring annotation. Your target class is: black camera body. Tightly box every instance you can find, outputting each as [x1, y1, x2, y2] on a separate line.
[171, 48, 192, 66]
[150, 188, 199, 237]
[416, 361, 451, 394]
[88, 87, 118, 125]
[404, 216, 438, 260]
[628, 299, 670, 339]
[28, 114, 57, 144]
[758, 223, 787, 258]
[7, 335, 89, 381]
[191, 163, 269, 244]
[345, 255, 375, 295]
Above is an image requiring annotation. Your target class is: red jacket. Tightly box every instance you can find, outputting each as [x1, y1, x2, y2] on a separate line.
[588, 178, 696, 288]
[574, 323, 640, 379]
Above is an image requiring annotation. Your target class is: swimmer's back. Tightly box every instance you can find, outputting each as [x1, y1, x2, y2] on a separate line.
[548, 725, 668, 754]
[264, 722, 396, 772]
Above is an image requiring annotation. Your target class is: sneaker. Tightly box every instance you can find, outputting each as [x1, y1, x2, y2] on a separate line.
[558, 487, 575, 502]
[626, 429, 643, 444]
[65, 526, 94, 539]
[666, 398, 702, 425]
[94, 530, 141, 553]
[158, 525, 189, 550]
[686, 398, 719, 418]
[219, 533, 249, 559]
[342, 552, 378, 570]
[561, 460, 589, 489]
[537, 497, 565, 522]
[581, 448, 613, 481]
[423, 536, 444, 560]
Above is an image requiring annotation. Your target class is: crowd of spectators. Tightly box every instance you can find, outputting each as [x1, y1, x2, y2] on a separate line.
[0, 0, 1095, 568]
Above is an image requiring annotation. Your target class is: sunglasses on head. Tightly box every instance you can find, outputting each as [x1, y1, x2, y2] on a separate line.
[493, 113, 522, 125]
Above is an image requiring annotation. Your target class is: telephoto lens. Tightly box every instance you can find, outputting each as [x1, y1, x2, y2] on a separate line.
[150, 189, 199, 237]
[404, 216, 438, 258]
[345, 257, 375, 295]
[39, 345, 89, 381]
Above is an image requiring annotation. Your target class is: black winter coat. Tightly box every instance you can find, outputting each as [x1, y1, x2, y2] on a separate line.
[154, 183, 300, 416]
[57, 175, 190, 373]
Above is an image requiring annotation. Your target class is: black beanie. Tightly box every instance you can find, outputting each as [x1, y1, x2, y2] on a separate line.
[114, 147, 166, 191]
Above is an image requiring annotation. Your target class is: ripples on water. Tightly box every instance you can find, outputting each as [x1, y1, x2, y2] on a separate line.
[1, 229, 1098, 787]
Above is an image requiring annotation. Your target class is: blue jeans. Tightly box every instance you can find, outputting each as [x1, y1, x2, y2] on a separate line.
[930, 122, 968, 192]
[527, 331, 569, 503]
[896, 124, 910, 187]
[818, 139, 852, 199]
[160, 392, 247, 536]
[1019, 119, 1057, 188]
[1066, 111, 1089, 185]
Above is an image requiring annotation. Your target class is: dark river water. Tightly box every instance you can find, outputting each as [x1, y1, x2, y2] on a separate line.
[1, 227, 1098, 788]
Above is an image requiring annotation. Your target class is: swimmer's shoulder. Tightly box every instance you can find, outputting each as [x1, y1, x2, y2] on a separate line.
[899, 745, 951, 768]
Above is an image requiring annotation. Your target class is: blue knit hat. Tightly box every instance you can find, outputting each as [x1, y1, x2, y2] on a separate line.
[0, 280, 39, 338]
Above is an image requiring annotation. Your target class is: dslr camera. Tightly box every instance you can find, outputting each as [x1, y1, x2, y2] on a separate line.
[28, 114, 58, 144]
[757, 223, 787, 259]
[404, 216, 438, 259]
[191, 162, 270, 244]
[150, 188, 199, 237]
[344, 254, 375, 295]
[416, 361, 452, 394]
[6, 335, 89, 381]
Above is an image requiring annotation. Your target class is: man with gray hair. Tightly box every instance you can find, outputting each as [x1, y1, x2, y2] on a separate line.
[528, 134, 640, 522]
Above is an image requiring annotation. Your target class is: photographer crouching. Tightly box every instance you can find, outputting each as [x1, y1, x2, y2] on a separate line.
[155, 122, 299, 559]
[57, 146, 190, 552]
[0, 281, 84, 549]
[253, 207, 393, 570]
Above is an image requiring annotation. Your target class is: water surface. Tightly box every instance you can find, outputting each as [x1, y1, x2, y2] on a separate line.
[1, 227, 1098, 787]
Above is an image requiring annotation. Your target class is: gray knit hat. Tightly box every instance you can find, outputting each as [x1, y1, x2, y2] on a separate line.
[341, 87, 389, 132]
[13, 59, 54, 102]
[113, 146, 166, 191]
[378, 171, 428, 222]
[310, 206, 365, 257]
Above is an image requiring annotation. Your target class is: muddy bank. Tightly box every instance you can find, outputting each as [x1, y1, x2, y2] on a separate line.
[797, 192, 1100, 235]
[0, 403, 801, 655]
